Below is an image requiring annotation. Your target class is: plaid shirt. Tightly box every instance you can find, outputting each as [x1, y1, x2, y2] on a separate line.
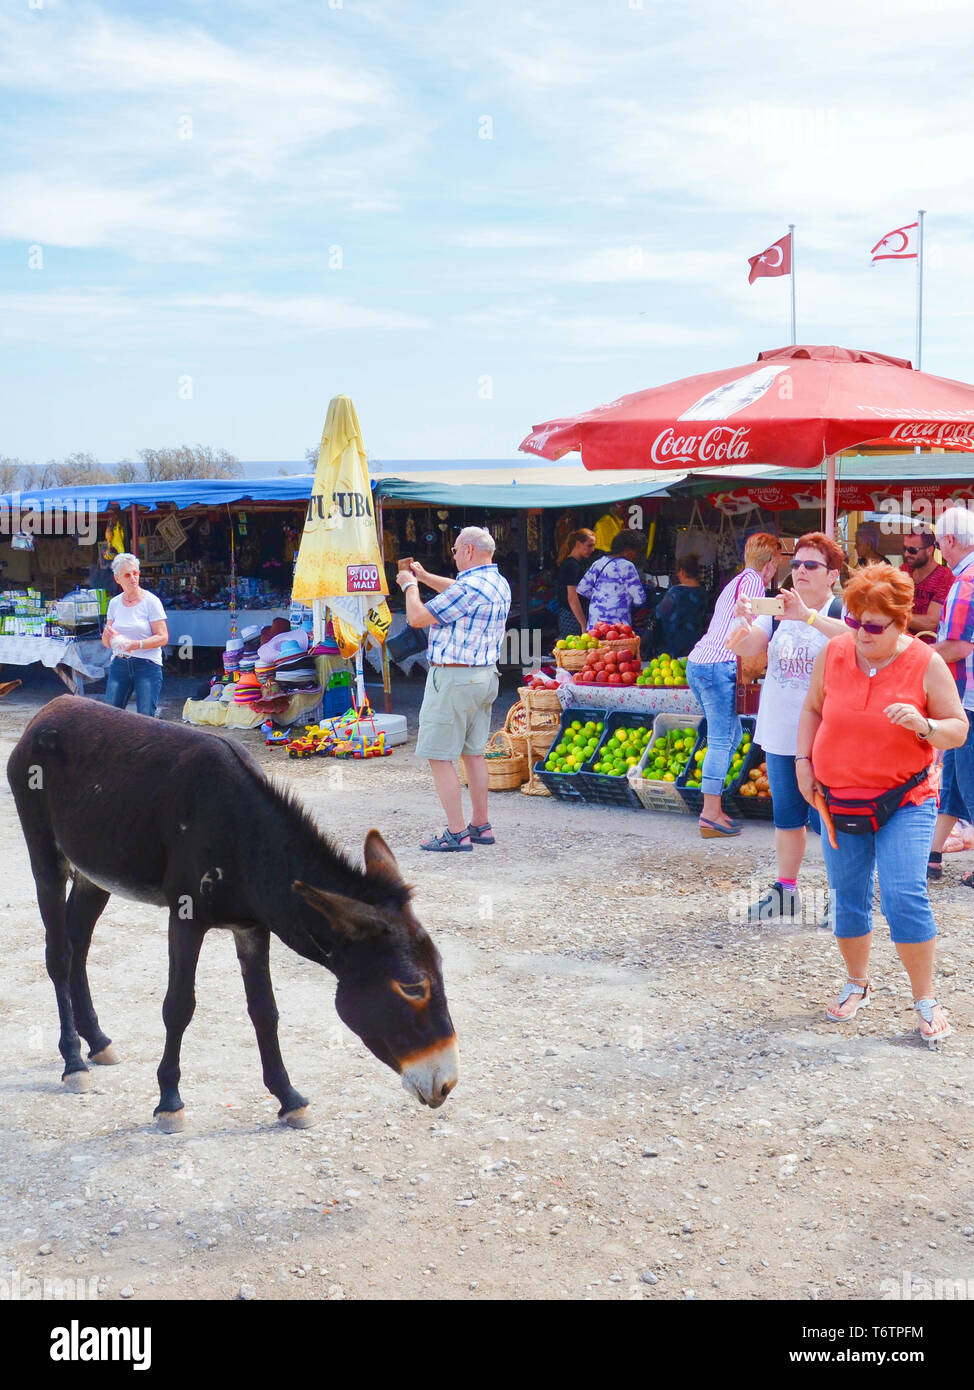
[424, 565, 512, 665]
[937, 550, 974, 709]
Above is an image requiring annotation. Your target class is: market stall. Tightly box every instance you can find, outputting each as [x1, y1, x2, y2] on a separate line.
[0, 633, 110, 694]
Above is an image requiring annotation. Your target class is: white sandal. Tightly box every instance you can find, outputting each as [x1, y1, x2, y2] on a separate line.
[914, 997, 952, 1048]
[825, 977, 871, 1022]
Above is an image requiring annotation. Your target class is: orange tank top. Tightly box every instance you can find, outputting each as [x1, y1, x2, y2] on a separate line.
[813, 632, 936, 805]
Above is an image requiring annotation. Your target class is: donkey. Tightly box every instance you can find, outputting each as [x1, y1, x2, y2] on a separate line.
[7, 697, 458, 1131]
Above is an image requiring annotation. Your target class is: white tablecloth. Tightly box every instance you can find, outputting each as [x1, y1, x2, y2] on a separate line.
[0, 635, 111, 681]
[556, 682, 701, 718]
[161, 608, 289, 649]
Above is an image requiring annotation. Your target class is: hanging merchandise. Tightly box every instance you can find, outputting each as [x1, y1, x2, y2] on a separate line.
[716, 511, 742, 571]
[227, 511, 238, 639]
[594, 510, 624, 554]
[365, 600, 392, 645]
[405, 511, 416, 543]
[100, 511, 126, 566]
[526, 514, 540, 554]
[553, 510, 577, 562]
[675, 499, 718, 567]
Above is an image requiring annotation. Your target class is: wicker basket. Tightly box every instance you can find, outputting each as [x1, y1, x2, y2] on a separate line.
[554, 649, 589, 671]
[600, 636, 641, 659]
[527, 725, 558, 758]
[518, 685, 562, 713]
[503, 702, 530, 760]
[458, 730, 527, 790]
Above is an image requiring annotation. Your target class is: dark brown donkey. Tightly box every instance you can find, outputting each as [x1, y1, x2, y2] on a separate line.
[7, 697, 458, 1131]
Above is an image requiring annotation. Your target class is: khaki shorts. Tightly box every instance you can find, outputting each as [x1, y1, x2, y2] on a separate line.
[415, 665, 500, 761]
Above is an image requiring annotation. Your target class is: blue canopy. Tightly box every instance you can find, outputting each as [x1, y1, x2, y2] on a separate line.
[0, 477, 316, 512]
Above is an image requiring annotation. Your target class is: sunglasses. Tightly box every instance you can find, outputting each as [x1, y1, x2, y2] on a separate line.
[844, 615, 892, 636]
[902, 544, 930, 555]
[789, 559, 827, 571]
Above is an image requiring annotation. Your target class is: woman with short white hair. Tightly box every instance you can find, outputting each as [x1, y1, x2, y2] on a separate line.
[102, 553, 169, 717]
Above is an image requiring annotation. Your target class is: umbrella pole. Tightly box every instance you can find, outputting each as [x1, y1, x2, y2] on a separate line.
[825, 455, 837, 539]
[355, 645, 366, 708]
[375, 495, 393, 712]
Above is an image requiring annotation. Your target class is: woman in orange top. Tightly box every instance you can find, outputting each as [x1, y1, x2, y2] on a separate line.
[796, 567, 966, 1044]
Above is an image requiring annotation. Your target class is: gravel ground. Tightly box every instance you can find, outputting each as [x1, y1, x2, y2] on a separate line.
[1, 667, 973, 1302]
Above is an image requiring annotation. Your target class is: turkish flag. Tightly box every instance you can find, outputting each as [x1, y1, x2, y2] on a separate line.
[747, 233, 792, 284]
[871, 222, 919, 263]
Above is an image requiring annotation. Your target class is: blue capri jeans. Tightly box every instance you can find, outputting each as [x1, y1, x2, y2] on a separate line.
[686, 659, 739, 796]
[820, 796, 938, 945]
[765, 752, 820, 835]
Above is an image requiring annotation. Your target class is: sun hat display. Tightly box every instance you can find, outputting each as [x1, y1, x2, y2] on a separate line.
[257, 627, 310, 666]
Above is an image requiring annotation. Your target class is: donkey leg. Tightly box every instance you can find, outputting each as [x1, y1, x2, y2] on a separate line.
[155, 916, 206, 1133]
[65, 877, 116, 1064]
[233, 927, 312, 1127]
[36, 871, 88, 1091]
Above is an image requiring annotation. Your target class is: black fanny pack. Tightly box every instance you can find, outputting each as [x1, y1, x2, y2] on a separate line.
[825, 768, 930, 836]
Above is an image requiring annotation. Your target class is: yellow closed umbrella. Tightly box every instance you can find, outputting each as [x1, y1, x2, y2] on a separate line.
[292, 395, 390, 678]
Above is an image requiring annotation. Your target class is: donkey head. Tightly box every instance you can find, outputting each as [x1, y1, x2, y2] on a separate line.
[293, 830, 458, 1108]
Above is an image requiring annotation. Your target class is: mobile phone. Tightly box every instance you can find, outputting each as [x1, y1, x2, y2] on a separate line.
[749, 596, 785, 616]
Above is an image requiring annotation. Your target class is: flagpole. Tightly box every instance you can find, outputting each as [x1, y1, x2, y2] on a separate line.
[915, 209, 925, 370]
[789, 223, 797, 345]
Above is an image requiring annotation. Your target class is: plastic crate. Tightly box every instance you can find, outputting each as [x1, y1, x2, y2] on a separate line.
[576, 710, 657, 810]
[733, 740, 774, 818]
[532, 706, 608, 802]
[676, 716, 755, 814]
[629, 713, 703, 814]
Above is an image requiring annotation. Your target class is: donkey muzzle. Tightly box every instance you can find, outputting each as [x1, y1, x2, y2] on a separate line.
[399, 1036, 459, 1108]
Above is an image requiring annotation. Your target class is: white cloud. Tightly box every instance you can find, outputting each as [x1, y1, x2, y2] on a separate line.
[0, 287, 430, 347]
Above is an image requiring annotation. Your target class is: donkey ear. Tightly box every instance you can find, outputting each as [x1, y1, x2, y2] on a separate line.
[363, 829, 402, 883]
[293, 880, 391, 941]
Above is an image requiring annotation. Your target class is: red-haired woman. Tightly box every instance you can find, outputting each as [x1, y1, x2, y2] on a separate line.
[796, 567, 967, 1044]
[726, 532, 848, 922]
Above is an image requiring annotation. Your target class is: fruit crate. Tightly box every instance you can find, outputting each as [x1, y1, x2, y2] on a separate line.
[676, 716, 756, 815]
[576, 711, 657, 810]
[532, 706, 607, 802]
[733, 740, 775, 819]
[629, 713, 703, 814]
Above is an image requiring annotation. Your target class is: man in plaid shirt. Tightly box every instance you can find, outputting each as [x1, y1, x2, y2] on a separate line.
[927, 506, 974, 883]
[398, 527, 512, 852]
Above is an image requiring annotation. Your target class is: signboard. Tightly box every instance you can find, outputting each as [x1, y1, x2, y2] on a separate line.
[347, 563, 381, 593]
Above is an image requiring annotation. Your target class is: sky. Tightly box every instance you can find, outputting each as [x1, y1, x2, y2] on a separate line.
[2, 0, 973, 468]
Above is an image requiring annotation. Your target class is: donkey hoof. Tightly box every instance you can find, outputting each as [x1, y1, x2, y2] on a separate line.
[156, 1110, 185, 1134]
[89, 1045, 120, 1066]
[62, 1071, 91, 1094]
[281, 1106, 313, 1129]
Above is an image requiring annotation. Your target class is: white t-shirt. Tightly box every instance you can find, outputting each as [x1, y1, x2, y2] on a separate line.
[107, 591, 167, 666]
[753, 597, 840, 755]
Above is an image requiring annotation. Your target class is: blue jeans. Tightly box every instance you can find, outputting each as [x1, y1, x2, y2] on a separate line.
[940, 711, 974, 820]
[686, 659, 739, 796]
[821, 797, 938, 944]
[104, 657, 163, 717]
[765, 752, 820, 835]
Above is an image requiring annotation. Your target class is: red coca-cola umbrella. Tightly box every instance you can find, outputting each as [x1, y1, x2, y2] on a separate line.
[520, 344, 974, 532]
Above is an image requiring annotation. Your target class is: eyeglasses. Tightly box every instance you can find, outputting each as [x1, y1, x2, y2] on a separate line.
[902, 545, 929, 555]
[844, 615, 892, 636]
[790, 559, 827, 571]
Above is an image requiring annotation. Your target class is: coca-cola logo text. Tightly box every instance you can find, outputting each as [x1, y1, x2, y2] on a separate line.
[650, 425, 751, 466]
[888, 422, 974, 447]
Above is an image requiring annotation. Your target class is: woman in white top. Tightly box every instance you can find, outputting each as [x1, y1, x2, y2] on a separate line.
[102, 553, 169, 717]
[726, 532, 847, 922]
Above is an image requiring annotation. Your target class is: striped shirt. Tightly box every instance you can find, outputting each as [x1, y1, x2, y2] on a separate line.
[424, 565, 512, 666]
[937, 550, 974, 709]
[688, 568, 766, 665]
